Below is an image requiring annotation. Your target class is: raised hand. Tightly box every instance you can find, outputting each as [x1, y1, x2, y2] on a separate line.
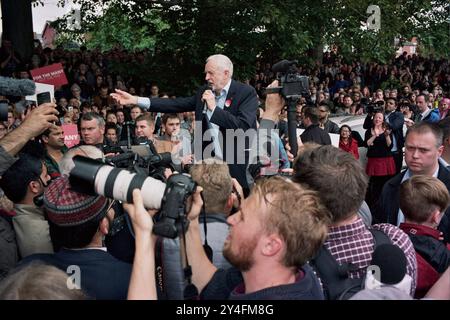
[110, 89, 138, 106]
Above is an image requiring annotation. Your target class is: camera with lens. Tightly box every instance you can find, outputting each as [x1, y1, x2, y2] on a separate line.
[366, 100, 385, 114]
[263, 60, 310, 158]
[153, 173, 197, 239]
[264, 60, 310, 100]
[69, 155, 197, 239]
[109, 136, 174, 182]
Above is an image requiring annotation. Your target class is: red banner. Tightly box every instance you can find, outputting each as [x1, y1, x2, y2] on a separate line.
[30, 63, 68, 86]
[62, 124, 80, 148]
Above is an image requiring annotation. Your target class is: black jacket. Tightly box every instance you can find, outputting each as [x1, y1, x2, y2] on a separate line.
[364, 111, 405, 151]
[148, 80, 258, 189]
[21, 248, 132, 300]
[375, 163, 450, 243]
[300, 124, 332, 145]
[323, 119, 340, 134]
[406, 232, 450, 273]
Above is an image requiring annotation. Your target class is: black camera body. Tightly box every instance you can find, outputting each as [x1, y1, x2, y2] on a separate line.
[263, 60, 310, 160]
[153, 173, 197, 239]
[108, 139, 173, 182]
[366, 100, 385, 114]
[266, 60, 310, 99]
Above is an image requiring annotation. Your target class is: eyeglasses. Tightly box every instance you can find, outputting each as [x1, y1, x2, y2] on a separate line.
[318, 109, 328, 112]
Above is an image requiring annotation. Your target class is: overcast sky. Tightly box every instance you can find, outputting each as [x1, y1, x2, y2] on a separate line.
[32, 0, 78, 34]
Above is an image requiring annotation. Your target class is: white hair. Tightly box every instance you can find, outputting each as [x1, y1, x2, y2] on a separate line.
[206, 54, 233, 77]
[60, 145, 104, 176]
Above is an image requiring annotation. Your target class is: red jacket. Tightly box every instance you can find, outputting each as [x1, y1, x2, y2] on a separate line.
[399, 223, 450, 298]
[339, 138, 359, 160]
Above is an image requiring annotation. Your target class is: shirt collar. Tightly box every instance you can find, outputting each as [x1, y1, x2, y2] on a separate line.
[421, 108, 431, 118]
[327, 216, 366, 241]
[402, 165, 439, 183]
[219, 79, 232, 98]
[399, 223, 442, 240]
[439, 157, 449, 168]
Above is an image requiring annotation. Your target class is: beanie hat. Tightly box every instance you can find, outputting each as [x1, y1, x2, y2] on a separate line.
[44, 176, 108, 227]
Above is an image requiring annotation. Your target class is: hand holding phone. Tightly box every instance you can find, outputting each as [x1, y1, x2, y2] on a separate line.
[37, 92, 51, 106]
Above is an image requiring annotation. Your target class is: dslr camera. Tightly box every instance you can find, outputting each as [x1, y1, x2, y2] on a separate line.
[69, 155, 197, 238]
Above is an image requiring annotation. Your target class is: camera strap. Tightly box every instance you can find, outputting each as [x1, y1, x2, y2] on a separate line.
[181, 193, 212, 300]
[200, 193, 213, 263]
[180, 212, 198, 300]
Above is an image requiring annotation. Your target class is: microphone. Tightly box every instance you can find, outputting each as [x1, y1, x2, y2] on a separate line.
[272, 60, 297, 73]
[370, 244, 407, 285]
[0, 76, 36, 96]
[203, 83, 213, 114]
[364, 243, 412, 295]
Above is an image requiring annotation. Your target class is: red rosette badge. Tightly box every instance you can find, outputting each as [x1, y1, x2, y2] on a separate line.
[225, 99, 232, 108]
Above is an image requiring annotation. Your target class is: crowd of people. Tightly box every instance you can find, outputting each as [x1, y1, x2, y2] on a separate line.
[0, 38, 449, 300]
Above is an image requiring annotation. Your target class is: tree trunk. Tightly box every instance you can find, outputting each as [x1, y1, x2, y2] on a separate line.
[311, 43, 324, 65]
[1, 0, 34, 61]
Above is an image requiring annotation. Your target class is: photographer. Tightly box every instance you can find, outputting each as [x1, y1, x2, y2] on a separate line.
[134, 114, 173, 154]
[127, 177, 330, 300]
[158, 159, 234, 299]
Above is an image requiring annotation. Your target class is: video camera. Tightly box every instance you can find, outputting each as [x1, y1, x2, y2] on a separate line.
[366, 100, 385, 114]
[264, 59, 310, 157]
[265, 60, 310, 100]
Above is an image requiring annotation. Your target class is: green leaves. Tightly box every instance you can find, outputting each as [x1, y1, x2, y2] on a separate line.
[50, 0, 449, 94]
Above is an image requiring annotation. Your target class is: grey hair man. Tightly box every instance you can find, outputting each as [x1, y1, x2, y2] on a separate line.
[111, 54, 259, 193]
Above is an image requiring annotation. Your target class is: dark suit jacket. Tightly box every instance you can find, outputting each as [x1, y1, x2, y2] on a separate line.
[375, 163, 450, 243]
[21, 248, 132, 300]
[148, 80, 258, 188]
[300, 124, 331, 145]
[364, 111, 405, 150]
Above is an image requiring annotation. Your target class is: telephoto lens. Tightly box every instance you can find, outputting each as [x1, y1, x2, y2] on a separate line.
[69, 155, 166, 209]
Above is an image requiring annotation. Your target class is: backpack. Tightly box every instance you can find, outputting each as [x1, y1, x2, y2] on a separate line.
[310, 228, 391, 300]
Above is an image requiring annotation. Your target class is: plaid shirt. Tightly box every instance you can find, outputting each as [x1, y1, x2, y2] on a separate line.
[325, 217, 417, 295]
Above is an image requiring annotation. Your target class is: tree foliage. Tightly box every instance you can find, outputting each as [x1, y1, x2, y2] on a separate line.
[50, 0, 449, 94]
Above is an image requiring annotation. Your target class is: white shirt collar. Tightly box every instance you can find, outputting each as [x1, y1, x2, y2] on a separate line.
[220, 79, 232, 97]
[439, 157, 450, 168]
[402, 164, 439, 182]
[421, 108, 431, 118]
